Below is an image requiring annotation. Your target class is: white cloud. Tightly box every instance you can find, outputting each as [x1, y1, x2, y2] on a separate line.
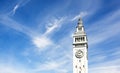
[88, 22, 120, 45]
[0, 62, 27, 73]
[12, 4, 19, 15]
[1, 1, 120, 73]
[33, 61, 60, 71]
[89, 55, 106, 63]
[0, 67, 25, 73]
[32, 17, 66, 50]
[111, 48, 120, 56]
[44, 32, 73, 60]
[0, 15, 67, 52]
[71, 11, 88, 21]
[89, 66, 120, 73]
[89, 46, 120, 73]
[0, 15, 38, 38]
[32, 36, 53, 49]
[44, 17, 65, 35]
[89, 54, 120, 73]
[87, 9, 120, 46]
[89, 45, 120, 66]
[30, 33, 73, 73]
[32, 60, 67, 72]
[0, 15, 46, 51]
[31, 17, 67, 50]
[10, 0, 31, 15]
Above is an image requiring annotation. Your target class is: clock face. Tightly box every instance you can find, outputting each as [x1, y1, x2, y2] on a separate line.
[75, 50, 84, 58]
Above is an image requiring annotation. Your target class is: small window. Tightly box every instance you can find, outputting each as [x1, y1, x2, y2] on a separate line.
[75, 65, 77, 68]
[80, 37, 82, 41]
[79, 71, 81, 73]
[81, 37, 85, 41]
[75, 38, 81, 42]
[83, 37, 85, 41]
[79, 67, 81, 69]
[75, 38, 77, 42]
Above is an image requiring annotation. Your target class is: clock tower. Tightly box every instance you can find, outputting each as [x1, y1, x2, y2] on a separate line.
[73, 18, 88, 73]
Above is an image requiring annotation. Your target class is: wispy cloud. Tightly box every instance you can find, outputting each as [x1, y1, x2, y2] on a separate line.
[89, 43, 120, 73]
[0, 15, 67, 51]
[89, 66, 120, 73]
[87, 9, 120, 46]
[0, 15, 43, 52]
[0, 62, 27, 73]
[12, 4, 19, 15]
[87, 9, 120, 72]
[31, 46, 72, 73]
[0, 15, 38, 38]
[71, 11, 88, 21]
[32, 17, 66, 49]
[89, 46, 120, 64]
[89, 52, 120, 73]
[0, 14, 69, 73]
[31, 33, 73, 72]
[32, 61, 67, 72]
[0, 0, 120, 73]
[10, 0, 31, 15]
[44, 17, 65, 35]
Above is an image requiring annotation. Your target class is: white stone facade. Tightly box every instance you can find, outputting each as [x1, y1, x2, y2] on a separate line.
[73, 18, 88, 73]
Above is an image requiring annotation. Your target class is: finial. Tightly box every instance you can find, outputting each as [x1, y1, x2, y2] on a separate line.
[78, 17, 82, 23]
[77, 17, 83, 27]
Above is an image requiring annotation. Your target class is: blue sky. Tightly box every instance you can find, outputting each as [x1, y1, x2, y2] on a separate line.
[0, 0, 120, 73]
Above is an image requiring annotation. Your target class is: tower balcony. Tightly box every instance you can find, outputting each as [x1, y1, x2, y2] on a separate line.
[73, 41, 88, 48]
[73, 41, 88, 45]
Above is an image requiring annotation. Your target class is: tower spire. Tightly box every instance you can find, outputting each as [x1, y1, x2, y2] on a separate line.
[75, 17, 85, 33]
[77, 17, 83, 27]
